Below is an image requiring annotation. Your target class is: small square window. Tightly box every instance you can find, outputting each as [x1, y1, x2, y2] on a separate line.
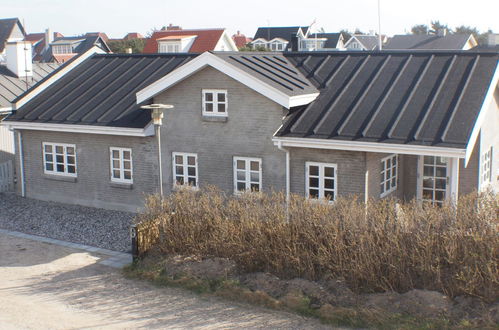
[306, 162, 337, 201]
[380, 154, 398, 197]
[173, 152, 198, 189]
[202, 90, 228, 117]
[234, 157, 261, 193]
[42, 143, 77, 177]
[110, 147, 133, 183]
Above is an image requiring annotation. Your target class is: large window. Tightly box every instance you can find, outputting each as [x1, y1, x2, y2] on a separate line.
[52, 44, 73, 54]
[202, 89, 227, 117]
[380, 154, 398, 197]
[172, 152, 198, 188]
[269, 41, 286, 51]
[110, 147, 132, 183]
[482, 147, 493, 185]
[233, 157, 261, 193]
[158, 42, 181, 53]
[306, 162, 337, 201]
[42, 142, 77, 176]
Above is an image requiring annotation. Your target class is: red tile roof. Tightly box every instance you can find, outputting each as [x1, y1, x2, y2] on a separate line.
[143, 29, 225, 53]
[232, 32, 251, 49]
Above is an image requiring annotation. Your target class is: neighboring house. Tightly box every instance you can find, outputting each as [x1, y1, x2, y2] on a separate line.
[384, 31, 477, 50]
[0, 40, 59, 164]
[35, 33, 110, 63]
[344, 34, 380, 50]
[143, 27, 238, 53]
[232, 31, 252, 49]
[2, 50, 498, 211]
[123, 32, 144, 41]
[0, 18, 26, 58]
[251, 26, 309, 51]
[472, 33, 499, 52]
[299, 33, 345, 51]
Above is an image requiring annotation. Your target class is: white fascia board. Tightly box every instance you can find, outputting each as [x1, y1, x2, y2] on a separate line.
[0, 106, 12, 115]
[13, 46, 106, 110]
[2, 121, 154, 137]
[250, 38, 268, 43]
[272, 137, 466, 158]
[464, 62, 499, 166]
[136, 52, 317, 109]
[216, 31, 238, 51]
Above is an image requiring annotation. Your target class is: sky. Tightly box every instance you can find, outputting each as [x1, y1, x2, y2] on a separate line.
[3, 0, 499, 39]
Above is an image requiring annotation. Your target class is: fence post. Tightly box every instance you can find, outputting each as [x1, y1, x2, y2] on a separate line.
[130, 224, 138, 262]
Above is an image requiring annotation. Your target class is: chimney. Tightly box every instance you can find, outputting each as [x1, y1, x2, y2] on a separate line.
[167, 23, 181, 31]
[290, 33, 298, 52]
[487, 33, 499, 46]
[45, 28, 53, 51]
[437, 28, 447, 37]
[5, 41, 33, 78]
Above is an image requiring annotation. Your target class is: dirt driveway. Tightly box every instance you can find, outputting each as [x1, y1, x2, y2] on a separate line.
[0, 232, 331, 329]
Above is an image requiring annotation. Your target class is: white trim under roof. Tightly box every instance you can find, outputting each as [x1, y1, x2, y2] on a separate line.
[272, 137, 466, 158]
[13, 46, 106, 110]
[136, 52, 319, 108]
[214, 30, 238, 51]
[2, 121, 155, 137]
[464, 62, 499, 166]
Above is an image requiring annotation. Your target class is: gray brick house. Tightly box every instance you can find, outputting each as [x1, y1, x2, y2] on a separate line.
[2, 51, 498, 211]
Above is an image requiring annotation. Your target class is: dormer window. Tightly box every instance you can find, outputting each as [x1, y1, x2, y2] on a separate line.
[158, 42, 181, 53]
[269, 41, 286, 51]
[202, 89, 227, 117]
[52, 44, 73, 54]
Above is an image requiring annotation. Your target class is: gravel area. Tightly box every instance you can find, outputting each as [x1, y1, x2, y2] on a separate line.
[0, 193, 135, 252]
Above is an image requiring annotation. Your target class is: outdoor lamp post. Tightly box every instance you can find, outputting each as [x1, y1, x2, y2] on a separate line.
[140, 104, 174, 198]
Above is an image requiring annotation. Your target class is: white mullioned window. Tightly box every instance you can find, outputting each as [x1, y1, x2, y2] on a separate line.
[110, 147, 133, 183]
[482, 147, 493, 184]
[42, 142, 77, 177]
[172, 152, 198, 188]
[52, 44, 73, 54]
[306, 162, 337, 201]
[158, 42, 181, 53]
[202, 89, 227, 117]
[380, 154, 398, 197]
[233, 157, 262, 193]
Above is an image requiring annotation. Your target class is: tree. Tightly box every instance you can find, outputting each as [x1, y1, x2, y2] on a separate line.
[238, 43, 268, 51]
[430, 20, 451, 34]
[454, 25, 489, 45]
[108, 38, 146, 54]
[411, 24, 429, 35]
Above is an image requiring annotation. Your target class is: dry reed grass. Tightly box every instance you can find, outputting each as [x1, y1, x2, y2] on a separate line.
[135, 187, 498, 302]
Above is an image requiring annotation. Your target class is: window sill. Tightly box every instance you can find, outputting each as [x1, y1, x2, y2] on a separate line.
[110, 182, 133, 189]
[44, 174, 77, 183]
[202, 115, 228, 123]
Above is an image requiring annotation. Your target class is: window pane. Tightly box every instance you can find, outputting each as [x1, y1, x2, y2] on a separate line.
[423, 166, 433, 176]
[435, 167, 446, 178]
[113, 170, 120, 178]
[188, 167, 196, 176]
[56, 164, 65, 172]
[391, 178, 396, 187]
[66, 147, 74, 155]
[436, 157, 446, 165]
[250, 172, 259, 182]
[324, 179, 334, 189]
[67, 156, 75, 165]
[423, 178, 434, 189]
[176, 176, 184, 185]
[237, 182, 246, 191]
[217, 104, 226, 113]
[423, 189, 433, 199]
[392, 156, 397, 165]
[44, 145, 52, 152]
[205, 93, 213, 101]
[45, 154, 53, 162]
[55, 146, 63, 154]
[324, 190, 335, 200]
[392, 167, 396, 176]
[124, 171, 131, 180]
[309, 177, 319, 188]
[46, 163, 53, 171]
[217, 93, 225, 102]
[113, 160, 120, 168]
[56, 155, 64, 163]
[385, 181, 390, 190]
[387, 158, 391, 167]
[324, 166, 334, 178]
[237, 171, 245, 180]
[250, 183, 260, 192]
[435, 190, 445, 201]
[188, 177, 196, 186]
[123, 151, 131, 160]
[205, 103, 213, 112]
[187, 156, 196, 166]
[250, 161, 259, 171]
[309, 189, 319, 198]
[424, 156, 433, 165]
[175, 155, 183, 165]
[309, 165, 319, 176]
[175, 166, 184, 175]
[112, 150, 119, 158]
[435, 178, 446, 189]
[124, 161, 131, 170]
[237, 160, 245, 170]
[67, 166, 76, 174]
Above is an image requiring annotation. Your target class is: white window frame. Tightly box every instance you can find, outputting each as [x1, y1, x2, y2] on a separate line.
[305, 162, 337, 201]
[158, 41, 181, 53]
[42, 142, 77, 177]
[202, 89, 228, 117]
[380, 154, 398, 197]
[52, 44, 73, 54]
[233, 157, 262, 194]
[481, 147, 493, 185]
[172, 152, 198, 188]
[110, 147, 133, 184]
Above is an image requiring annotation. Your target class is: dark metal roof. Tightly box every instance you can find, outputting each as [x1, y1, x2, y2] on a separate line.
[0, 18, 25, 52]
[6, 54, 197, 128]
[384, 34, 472, 50]
[352, 35, 379, 50]
[253, 26, 309, 42]
[40, 35, 110, 62]
[308, 33, 342, 49]
[277, 51, 499, 149]
[215, 52, 318, 97]
[0, 63, 60, 108]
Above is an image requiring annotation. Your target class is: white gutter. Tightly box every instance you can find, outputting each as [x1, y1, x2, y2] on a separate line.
[17, 130, 25, 197]
[273, 137, 466, 158]
[277, 141, 290, 202]
[2, 121, 155, 137]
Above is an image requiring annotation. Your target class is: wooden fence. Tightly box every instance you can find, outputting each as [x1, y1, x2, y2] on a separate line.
[0, 160, 13, 192]
[131, 219, 160, 260]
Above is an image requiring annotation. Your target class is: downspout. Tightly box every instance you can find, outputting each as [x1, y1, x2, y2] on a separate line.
[277, 141, 290, 202]
[17, 130, 25, 197]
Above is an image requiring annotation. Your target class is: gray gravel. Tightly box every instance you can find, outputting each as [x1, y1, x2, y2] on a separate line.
[0, 193, 135, 252]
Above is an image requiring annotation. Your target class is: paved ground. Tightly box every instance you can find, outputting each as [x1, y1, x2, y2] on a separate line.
[0, 232, 331, 329]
